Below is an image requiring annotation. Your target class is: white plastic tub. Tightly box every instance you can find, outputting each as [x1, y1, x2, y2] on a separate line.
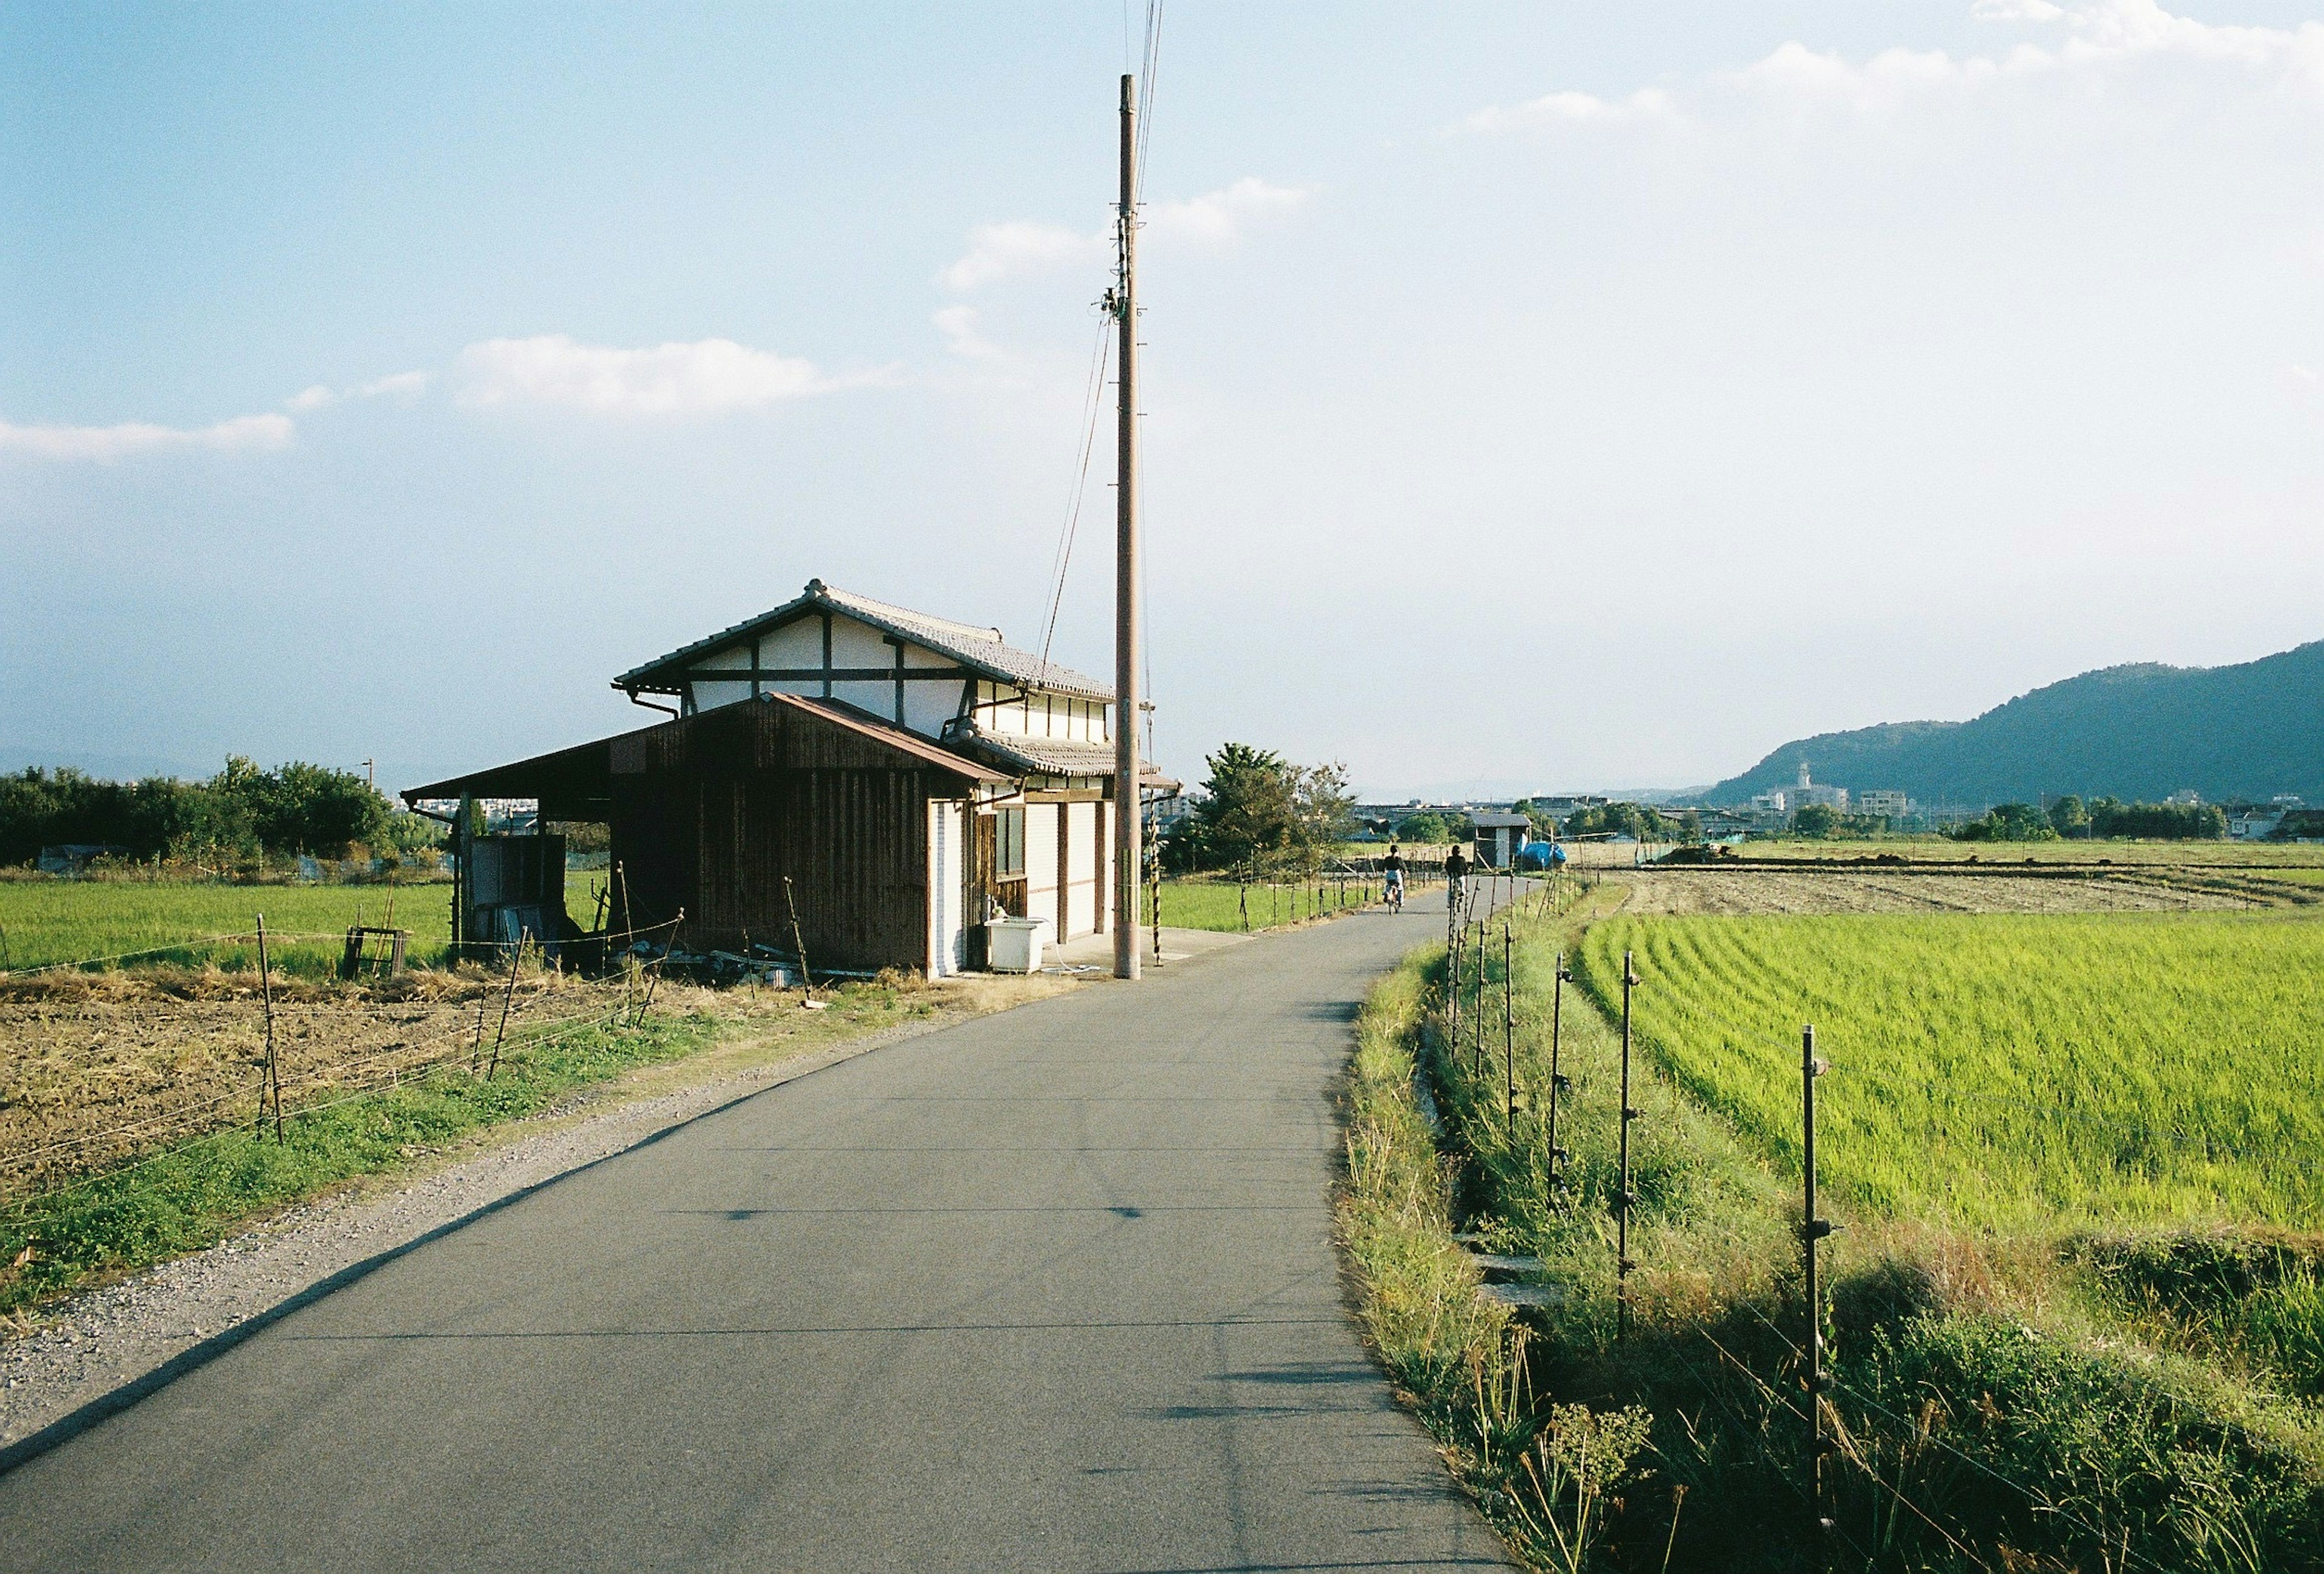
[985, 917, 1049, 974]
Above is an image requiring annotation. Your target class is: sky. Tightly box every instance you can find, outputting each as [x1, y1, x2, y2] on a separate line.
[4, 1, 2322, 802]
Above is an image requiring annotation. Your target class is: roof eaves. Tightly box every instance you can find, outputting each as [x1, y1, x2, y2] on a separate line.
[612, 578, 1115, 702]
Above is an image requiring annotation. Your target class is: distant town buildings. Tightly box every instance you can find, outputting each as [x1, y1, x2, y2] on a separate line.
[1790, 762, 1848, 811]
[1853, 789, 1912, 818]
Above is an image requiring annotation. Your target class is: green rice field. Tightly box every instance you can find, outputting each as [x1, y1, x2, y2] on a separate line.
[1577, 910, 2324, 1228]
[0, 872, 604, 976]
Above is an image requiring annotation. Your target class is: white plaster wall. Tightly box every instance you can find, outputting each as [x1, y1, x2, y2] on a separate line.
[903, 681, 962, 739]
[763, 621, 822, 665]
[832, 679, 893, 718]
[691, 679, 752, 712]
[829, 617, 891, 667]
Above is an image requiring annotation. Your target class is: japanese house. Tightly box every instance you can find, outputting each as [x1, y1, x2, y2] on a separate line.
[405, 580, 1166, 976]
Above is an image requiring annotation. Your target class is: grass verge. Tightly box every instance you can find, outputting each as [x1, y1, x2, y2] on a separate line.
[1339, 890, 2324, 1572]
[1, 969, 1069, 1326]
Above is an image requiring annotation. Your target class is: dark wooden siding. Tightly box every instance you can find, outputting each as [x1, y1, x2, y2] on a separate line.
[603, 699, 950, 972]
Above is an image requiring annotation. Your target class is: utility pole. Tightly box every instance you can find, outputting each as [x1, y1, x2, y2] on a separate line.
[1111, 71, 1143, 981]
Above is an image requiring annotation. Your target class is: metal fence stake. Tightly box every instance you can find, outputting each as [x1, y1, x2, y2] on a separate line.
[1548, 949, 1571, 1194]
[1803, 1024, 1836, 1558]
[1502, 920, 1515, 1141]
[1616, 949, 1640, 1339]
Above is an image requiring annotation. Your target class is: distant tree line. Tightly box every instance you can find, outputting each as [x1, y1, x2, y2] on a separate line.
[1551, 800, 1700, 843]
[1949, 795, 2227, 843]
[1380, 800, 1699, 847]
[1165, 743, 1354, 877]
[0, 760, 439, 868]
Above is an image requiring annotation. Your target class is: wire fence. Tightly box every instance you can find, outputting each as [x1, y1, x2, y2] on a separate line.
[1423, 899, 2318, 1572]
[0, 912, 691, 1216]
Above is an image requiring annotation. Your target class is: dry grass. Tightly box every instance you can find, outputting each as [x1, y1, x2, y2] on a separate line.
[1, 963, 1078, 1207]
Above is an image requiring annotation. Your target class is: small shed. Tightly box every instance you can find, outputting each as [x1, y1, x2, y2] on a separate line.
[1470, 812, 1532, 871]
[404, 693, 1008, 978]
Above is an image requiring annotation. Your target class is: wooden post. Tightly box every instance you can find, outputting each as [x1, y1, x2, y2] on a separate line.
[784, 876, 814, 1001]
[1111, 70, 1143, 982]
[642, 910, 682, 1018]
[257, 914, 283, 1142]
[485, 928, 526, 1079]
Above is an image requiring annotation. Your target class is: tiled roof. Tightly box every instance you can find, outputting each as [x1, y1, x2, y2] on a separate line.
[612, 579, 1113, 702]
[950, 724, 1177, 788]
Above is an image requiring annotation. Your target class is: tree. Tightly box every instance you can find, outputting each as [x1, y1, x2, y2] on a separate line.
[1186, 743, 1297, 876]
[1790, 803, 1842, 837]
[1179, 743, 1356, 876]
[1395, 811, 1469, 846]
[1290, 760, 1356, 873]
[1951, 803, 2058, 842]
[2047, 795, 2090, 838]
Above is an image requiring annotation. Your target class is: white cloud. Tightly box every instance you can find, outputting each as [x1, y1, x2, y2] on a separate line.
[932, 305, 1004, 362]
[1461, 88, 1678, 134]
[0, 412, 294, 462]
[453, 334, 839, 415]
[1732, 1, 2324, 106]
[1972, 0, 2064, 21]
[287, 370, 431, 412]
[1462, 2, 2324, 126]
[939, 179, 1313, 292]
[940, 222, 1106, 293]
[1146, 177, 1313, 244]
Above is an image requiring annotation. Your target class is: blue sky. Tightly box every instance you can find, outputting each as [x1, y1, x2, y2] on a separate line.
[5, 1, 2322, 799]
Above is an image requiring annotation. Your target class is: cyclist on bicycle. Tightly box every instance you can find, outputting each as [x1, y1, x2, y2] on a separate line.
[1382, 842, 1405, 907]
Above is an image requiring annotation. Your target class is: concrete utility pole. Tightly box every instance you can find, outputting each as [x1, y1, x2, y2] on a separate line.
[1112, 71, 1143, 982]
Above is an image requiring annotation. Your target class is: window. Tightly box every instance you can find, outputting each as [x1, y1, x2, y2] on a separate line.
[995, 807, 1026, 878]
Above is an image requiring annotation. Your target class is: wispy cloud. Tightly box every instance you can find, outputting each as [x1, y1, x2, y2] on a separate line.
[0, 412, 294, 463]
[286, 370, 430, 413]
[941, 222, 1106, 293]
[453, 334, 852, 416]
[1460, 88, 1676, 134]
[937, 179, 1314, 294]
[931, 305, 1004, 362]
[1462, 1, 2324, 128]
[1145, 178, 1313, 244]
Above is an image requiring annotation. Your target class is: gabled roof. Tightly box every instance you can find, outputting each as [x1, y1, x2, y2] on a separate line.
[612, 579, 1114, 703]
[400, 692, 1006, 818]
[945, 722, 1179, 791]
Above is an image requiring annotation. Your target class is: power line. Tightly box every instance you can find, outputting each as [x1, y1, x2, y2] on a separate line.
[1037, 317, 1114, 682]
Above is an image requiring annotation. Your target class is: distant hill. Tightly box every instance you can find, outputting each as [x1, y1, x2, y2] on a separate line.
[1707, 640, 2324, 809]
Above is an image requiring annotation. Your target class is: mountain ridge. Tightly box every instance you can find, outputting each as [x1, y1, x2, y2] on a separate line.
[1707, 640, 2324, 808]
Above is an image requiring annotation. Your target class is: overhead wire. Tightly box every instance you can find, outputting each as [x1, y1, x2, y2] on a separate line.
[1036, 317, 1115, 684]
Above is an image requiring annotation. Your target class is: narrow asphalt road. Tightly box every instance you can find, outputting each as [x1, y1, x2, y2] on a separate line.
[0, 900, 1511, 1573]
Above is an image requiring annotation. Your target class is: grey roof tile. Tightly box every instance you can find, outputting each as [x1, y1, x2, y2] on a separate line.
[613, 579, 1113, 701]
